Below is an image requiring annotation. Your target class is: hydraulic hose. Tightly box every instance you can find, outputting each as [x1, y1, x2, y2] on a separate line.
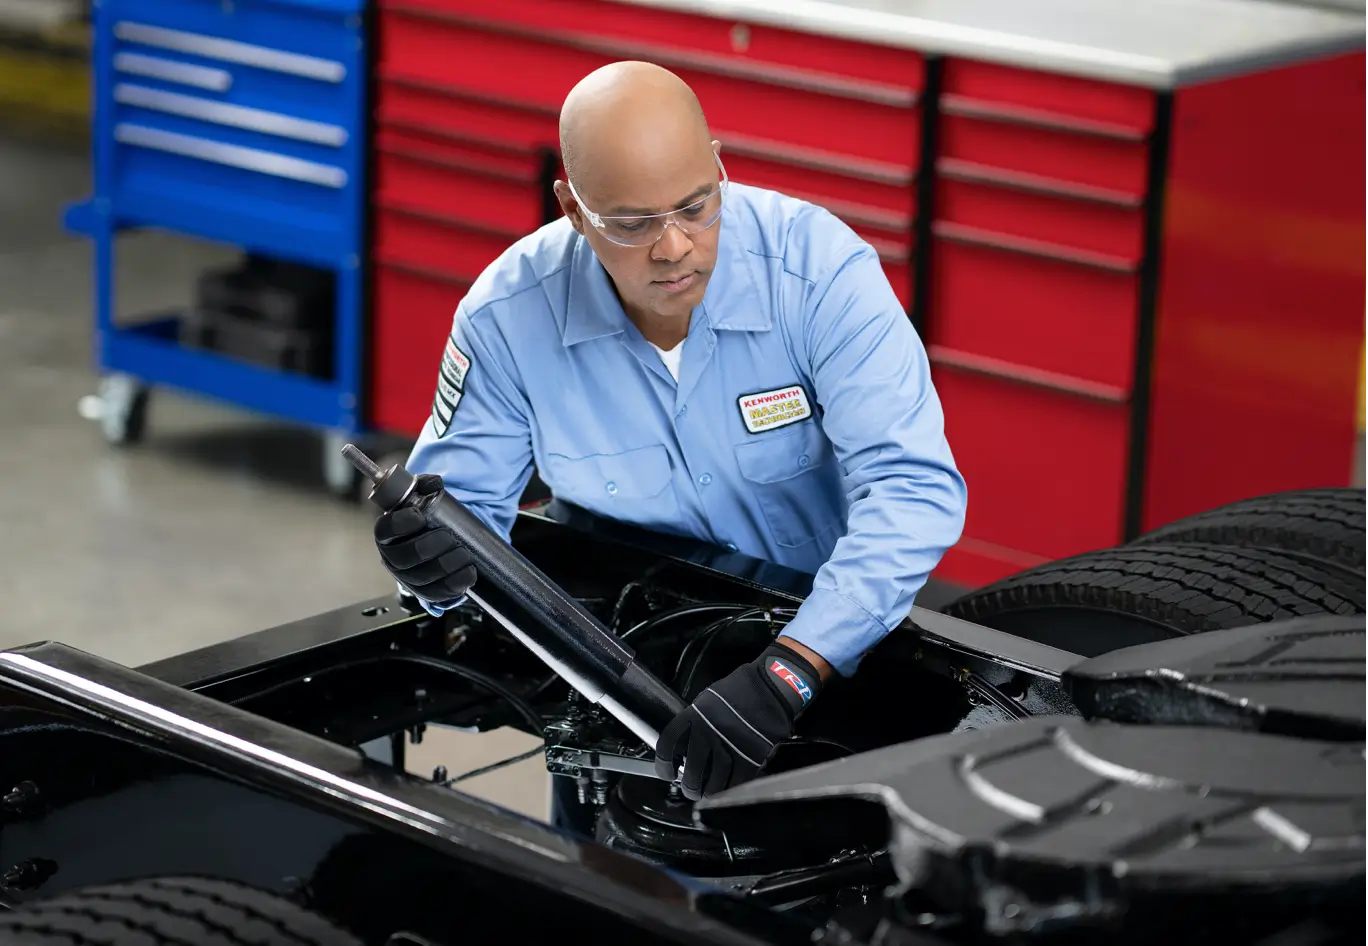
[343, 445, 686, 750]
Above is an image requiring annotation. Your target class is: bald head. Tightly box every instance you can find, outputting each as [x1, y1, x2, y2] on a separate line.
[553, 62, 725, 330]
[559, 61, 712, 204]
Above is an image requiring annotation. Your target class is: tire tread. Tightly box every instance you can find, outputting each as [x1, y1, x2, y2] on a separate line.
[0, 877, 360, 946]
[945, 544, 1364, 635]
[1133, 488, 1365, 571]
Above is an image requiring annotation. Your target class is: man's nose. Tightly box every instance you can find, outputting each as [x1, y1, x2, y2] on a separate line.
[652, 222, 693, 262]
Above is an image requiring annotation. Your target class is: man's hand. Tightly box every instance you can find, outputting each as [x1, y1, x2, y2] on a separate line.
[373, 474, 477, 607]
[653, 640, 825, 800]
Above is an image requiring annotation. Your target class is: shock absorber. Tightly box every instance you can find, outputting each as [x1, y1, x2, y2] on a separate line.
[342, 445, 685, 753]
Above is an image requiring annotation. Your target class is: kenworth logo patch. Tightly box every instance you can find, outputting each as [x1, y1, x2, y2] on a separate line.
[737, 385, 811, 434]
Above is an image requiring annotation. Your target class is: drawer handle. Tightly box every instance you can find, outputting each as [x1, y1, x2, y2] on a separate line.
[933, 221, 1138, 273]
[115, 124, 347, 188]
[864, 236, 912, 265]
[378, 141, 538, 183]
[379, 200, 528, 240]
[783, 190, 911, 233]
[113, 52, 232, 92]
[378, 257, 475, 290]
[719, 129, 916, 186]
[929, 346, 1129, 404]
[941, 94, 1150, 142]
[115, 22, 346, 83]
[116, 84, 348, 147]
[937, 158, 1142, 209]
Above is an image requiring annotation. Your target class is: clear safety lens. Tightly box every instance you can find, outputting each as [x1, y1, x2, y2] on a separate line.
[569, 154, 730, 247]
[594, 187, 726, 247]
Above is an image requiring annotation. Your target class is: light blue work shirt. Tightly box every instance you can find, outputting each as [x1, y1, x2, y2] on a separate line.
[407, 183, 967, 676]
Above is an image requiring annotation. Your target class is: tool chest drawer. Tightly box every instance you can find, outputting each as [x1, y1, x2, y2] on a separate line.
[937, 112, 1151, 202]
[371, 264, 472, 435]
[932, 365, 1130, 562]
[382, 0, 926, 94]
[928, 238, 1138, 392]
[723, 149, 916, 235]
[376, 77, 559, 153]
[375, 126, 545, 236]
[375, 207, 520, 283]
[941, 59, 1156, 138]
[100, 0, 365, 257]
[378, 5, 922, 171]
[934, 176, 1144, 263]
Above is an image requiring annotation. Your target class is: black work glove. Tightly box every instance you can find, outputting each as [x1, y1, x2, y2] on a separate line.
[373, 474, 476, 608]
[654, 642, 823, 800]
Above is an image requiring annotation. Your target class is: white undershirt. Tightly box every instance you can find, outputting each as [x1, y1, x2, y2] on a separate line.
[650, 341, 684, 381]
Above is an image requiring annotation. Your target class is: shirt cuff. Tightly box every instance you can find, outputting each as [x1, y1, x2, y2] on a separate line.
[779, 587, 894, 678]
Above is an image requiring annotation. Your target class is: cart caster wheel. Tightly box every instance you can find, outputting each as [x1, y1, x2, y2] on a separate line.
[322, 432, 364, 501]
[80, 374, 150, 446]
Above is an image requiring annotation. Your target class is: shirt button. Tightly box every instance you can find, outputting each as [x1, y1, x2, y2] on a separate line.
[678, 404, 688, 416]
[699, 473, 713, 486]
[798, 454, 811, 468]
[606, 482, 618, 495]
[725, 542, 738, 552]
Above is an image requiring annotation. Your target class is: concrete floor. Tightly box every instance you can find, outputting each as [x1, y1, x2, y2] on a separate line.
[0, 129, 549, 820]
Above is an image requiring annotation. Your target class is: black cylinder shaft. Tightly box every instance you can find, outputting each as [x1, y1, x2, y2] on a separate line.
[346, 445, 686, 738]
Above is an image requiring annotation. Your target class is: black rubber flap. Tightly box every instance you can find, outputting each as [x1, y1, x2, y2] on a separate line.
[1063, 614, 1365, 741]
[696, 717, 1364, 939]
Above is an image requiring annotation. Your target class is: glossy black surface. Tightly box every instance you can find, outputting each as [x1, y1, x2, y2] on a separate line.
[0, 506, 1094, 944]
[126, 505, 1082, 896]
[1065, 614, 1366, 741]
[0, 646, 813, 946]
[697, 717, 1366, 944]
[4, 499, 1356, 943]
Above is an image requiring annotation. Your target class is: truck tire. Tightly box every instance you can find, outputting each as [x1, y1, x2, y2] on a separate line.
[0, 876, 362, 946]
[941, 543, 1365, 656]
[1131, 487, 1365, 574]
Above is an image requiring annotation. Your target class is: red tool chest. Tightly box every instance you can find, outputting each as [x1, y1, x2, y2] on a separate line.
[368, 0, 926, 432]
[366, 0, 1365, 589]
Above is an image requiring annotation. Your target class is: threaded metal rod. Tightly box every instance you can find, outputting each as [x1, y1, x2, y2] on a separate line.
[342, 443, 383, 483]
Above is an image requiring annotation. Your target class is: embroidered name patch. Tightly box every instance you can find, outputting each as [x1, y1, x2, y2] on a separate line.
[431, 336, 471, 437]
[737, 385, 812, 434]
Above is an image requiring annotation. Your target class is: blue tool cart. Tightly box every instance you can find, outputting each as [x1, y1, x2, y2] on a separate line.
[64, 0, 370, 495]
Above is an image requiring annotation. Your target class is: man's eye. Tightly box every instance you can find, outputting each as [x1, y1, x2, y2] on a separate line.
[680, 205, 706, 219]
[616, 220, 648, 232]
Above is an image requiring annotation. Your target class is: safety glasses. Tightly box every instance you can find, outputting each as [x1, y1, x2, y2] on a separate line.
[567, 153, 729, 247]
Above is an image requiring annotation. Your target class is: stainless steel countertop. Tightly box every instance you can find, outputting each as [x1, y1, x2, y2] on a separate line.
[610, 0, 1365, 88]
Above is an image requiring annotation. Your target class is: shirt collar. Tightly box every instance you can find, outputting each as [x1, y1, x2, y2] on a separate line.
[702, 200, 769, 333]
[562, 233, 630, 346]
[561, 196, 769, 347]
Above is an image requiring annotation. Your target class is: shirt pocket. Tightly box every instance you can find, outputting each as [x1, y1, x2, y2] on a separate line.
[544, 443, 679, 526]
[734, 422, 846, 549]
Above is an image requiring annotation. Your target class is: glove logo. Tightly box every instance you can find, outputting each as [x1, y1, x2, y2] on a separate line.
[769, 660, 812, 703]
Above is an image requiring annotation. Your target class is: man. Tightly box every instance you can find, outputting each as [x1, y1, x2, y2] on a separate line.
[373, 61, 967, 802]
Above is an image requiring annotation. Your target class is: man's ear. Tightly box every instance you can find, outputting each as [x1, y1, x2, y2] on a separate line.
[552, 180, 584, 234]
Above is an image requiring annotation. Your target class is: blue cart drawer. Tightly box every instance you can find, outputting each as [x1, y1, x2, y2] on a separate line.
[96, 0, 365, 264]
